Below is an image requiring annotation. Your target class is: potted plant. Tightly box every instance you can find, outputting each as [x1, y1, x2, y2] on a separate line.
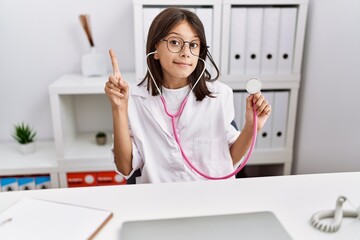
[95, 132, 107, 145]
[12, 122, 37, 154]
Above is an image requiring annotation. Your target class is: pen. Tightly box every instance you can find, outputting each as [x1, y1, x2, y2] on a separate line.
[0, 218, 12, 227]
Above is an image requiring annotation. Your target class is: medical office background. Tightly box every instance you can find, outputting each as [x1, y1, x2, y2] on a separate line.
[0, 0, 359, 176]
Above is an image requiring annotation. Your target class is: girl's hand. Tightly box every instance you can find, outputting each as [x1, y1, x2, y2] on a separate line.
[244, 92, 272, 131]
[104, 49, 129, 111]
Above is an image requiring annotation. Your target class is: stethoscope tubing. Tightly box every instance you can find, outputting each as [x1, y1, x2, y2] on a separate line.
[146, 51, 257, 180]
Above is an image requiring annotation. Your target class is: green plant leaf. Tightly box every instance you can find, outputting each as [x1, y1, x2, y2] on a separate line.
[12, 122, 37, 144]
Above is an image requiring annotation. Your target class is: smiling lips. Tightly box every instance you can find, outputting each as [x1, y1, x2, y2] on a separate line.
[174, 61, 192, 67]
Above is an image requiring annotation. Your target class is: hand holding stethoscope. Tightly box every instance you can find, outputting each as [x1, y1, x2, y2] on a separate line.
[104, 49, 129, 111]
[244, 79, 272, 132]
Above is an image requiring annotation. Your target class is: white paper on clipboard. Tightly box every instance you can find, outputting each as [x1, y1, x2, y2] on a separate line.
[0, 197, 113, 240]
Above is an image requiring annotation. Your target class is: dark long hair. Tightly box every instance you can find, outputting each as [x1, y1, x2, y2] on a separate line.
[138, 7, 220, 101]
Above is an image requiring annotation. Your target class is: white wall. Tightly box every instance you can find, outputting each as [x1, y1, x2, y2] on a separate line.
[293, 0, 360, 174]
[0, 0, 134, 141]
[0, 0, 359, 174]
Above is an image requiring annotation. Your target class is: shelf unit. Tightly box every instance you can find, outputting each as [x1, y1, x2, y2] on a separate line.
[133, 0, 308, 175]
[0, 141, 59, 189]
[220, 0, 308, 174]
[49, 73, 135, 187]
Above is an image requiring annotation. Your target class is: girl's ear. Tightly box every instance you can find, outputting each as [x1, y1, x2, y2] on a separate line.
[154, 49, 159, 60]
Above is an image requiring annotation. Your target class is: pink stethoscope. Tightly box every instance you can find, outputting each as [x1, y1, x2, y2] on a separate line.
[146, 51, 261, 180]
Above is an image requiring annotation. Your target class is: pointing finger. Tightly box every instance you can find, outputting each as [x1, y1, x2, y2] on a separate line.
[109, 49, 121, 78]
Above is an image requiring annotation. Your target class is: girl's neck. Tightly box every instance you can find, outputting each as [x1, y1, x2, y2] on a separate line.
[162, 78, 188, 89]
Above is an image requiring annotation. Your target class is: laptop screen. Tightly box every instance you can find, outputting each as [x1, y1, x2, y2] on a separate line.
[120, 211, 292, 240]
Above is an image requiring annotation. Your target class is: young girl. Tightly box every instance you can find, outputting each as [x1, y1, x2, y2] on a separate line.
[105, 7, 271, 183]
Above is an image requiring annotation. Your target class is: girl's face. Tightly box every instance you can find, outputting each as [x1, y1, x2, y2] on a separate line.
[155, 20, 201, 89]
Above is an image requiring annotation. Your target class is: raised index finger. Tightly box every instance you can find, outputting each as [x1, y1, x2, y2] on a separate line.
[109, 49, 121, 78]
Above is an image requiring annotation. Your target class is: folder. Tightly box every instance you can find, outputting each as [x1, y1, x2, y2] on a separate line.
[142, 7, 161, 76]
[240, 92, 248, 130]
[18, 177, 35, 191]
[271, 91, 289, 148]
[233, 91, 248, 131]
[277, 7, 297, 74]
[67, 172, 97, 188]
[0, 198, 112, 240]
[196, 7, 214, 76]
[245, 7, 264, 74]
[186, 8, 196, 13]
[233, 91, 243, 130]
[142, 8, 160, 44]
[0, 177, 18, 192]
[196, 8, 213, 52]
[35, 175, 51, 189]
[96, 171, 126, 186]
[229, 7, 247, 74]
[260, 7, 281, 74]
[256, 91, 274, 149]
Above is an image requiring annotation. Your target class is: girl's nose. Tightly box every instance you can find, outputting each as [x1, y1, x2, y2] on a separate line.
[180, 42, 191, 58]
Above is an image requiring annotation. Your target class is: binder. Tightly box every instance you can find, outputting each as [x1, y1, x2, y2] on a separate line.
[233, 91, 248, 131]
[96, 171, 126, 186]
[271, 91, 289, 148]
[196, 8, 214, 75]
[18, 177, 35, 191]
[239, 92, 248, 130]
[256, 91, 274, 149]
[229, 7, 247, 74]
[35, 175, 51, 189]
[233, 91, 243, 130]
[260, 7, 281, 74]
[186, 8, 196, 13]
[142, 7, 161, 76]
[67, 172, 97, 188]
[0, 177, 18, 192]
[196, 8, 213, 52]
[0, 198, 113, 240]
[245, 7, 264, 74]
[142, 8, 160, 44]
[277, 7, 297, 74]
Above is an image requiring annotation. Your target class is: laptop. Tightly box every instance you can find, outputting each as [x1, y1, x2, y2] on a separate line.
[120, 211, 293, 240]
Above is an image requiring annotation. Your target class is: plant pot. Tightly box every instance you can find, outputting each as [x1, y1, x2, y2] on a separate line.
[96, 135, 107, 146]
[19, 142, 36, 154]
[81, 47, 107, 77]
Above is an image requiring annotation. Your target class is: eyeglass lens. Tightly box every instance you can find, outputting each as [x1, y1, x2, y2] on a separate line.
[165, 37, 202, 56]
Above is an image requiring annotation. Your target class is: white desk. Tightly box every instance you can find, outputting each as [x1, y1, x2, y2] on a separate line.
[1, 172, 359, 240]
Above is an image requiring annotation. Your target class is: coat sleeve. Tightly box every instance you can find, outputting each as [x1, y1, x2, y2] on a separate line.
[221, 84, 241, 147]
[111, 132, 143, 180]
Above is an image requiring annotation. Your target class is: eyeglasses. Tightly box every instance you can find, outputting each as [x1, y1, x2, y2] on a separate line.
[160, 36, 203, 56]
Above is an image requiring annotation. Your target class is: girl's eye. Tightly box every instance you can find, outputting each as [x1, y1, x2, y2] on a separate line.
[190, 42, 199, 49]
[169, 39, 181, 46]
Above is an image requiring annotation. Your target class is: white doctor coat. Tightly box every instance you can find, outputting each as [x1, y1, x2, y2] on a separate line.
[114, 80, 240, 183]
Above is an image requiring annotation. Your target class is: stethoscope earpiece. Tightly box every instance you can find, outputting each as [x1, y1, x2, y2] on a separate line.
[246, 78, 262, 94]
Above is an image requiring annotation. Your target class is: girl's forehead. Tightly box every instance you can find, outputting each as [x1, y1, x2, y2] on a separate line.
[167, 21, 199, 39]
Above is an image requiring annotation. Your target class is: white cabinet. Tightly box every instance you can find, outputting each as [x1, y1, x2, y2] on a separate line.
[0, 141, 59, 190]
[49, 73, 135, 186]
[220, 0, 308, 175]
[133, 0, 308, 175]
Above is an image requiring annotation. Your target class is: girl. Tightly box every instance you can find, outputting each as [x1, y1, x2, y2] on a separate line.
[105, 7, 271, 183]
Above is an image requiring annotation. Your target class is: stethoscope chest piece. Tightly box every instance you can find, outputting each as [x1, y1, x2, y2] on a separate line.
[246, 78, 262, 94]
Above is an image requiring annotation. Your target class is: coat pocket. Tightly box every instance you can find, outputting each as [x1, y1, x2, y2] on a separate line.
[192, 138, 232, 177]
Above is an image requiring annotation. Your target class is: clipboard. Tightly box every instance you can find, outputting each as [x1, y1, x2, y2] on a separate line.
[0, 197, 113, 240]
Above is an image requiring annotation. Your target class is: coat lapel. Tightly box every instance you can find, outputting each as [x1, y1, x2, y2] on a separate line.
[131, 84, 173, 138]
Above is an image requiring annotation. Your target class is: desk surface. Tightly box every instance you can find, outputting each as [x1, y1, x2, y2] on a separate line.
[1, 172, 359, 240]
